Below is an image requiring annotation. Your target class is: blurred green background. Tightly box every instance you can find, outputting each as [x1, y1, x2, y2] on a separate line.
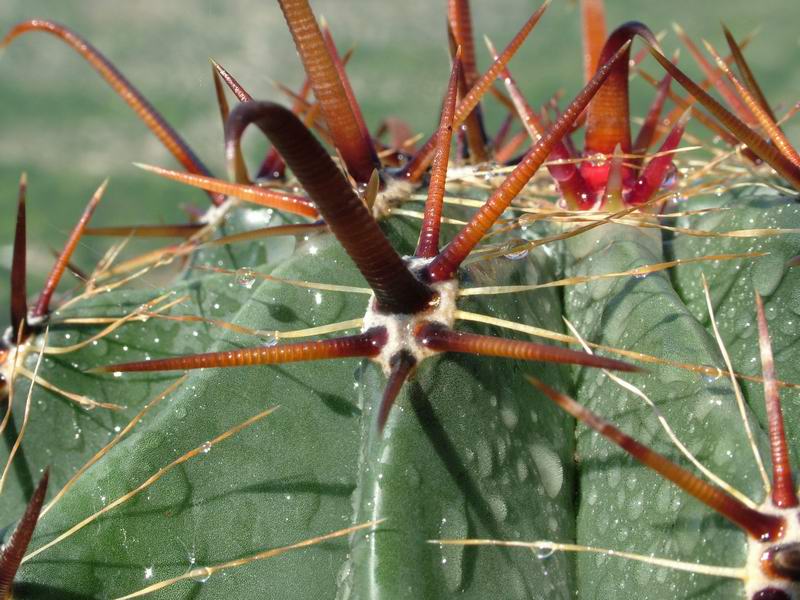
[0, 0, 798, 331]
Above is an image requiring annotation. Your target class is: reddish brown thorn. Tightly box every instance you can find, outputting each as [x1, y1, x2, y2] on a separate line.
[528, 377, 786, 541]
[269, 82, 333, 144]
[256, 148, 288, 181]
[494, 130, 529, 164]
[0, 469, 49, 598]
[211, 61, 250, 184]
[626, 110, 689, 205]
[638, 66, 745, 151]
[672, 23, 755, 126]
[486, 36, 590, 209]
[417, 322, 637, 372]
[447, 0, 480, 89]
[425, 41, 629, 283]
[277, 0, 379, 184]
[226, 102, 434, 313]
[209, 58, 254, 103]
[492, 113, 515, 153]
[84, 223, 204, 238]
[415, 53, 461, 259]
[48, 248, 88, 282]
[584, 22, 659, 157]
[447, 26, 488, 164]
[401, 0, 550, 182]
[10, 174, 28, 336]
[94, 329, 387, 374]
[632, 69, 672, 167]
[648, 47, 800, 189]
[755, 293, 798, 509]
[580, 0, 607, 84]
[134, 163, 319, 219]
[377, 351, 416, 432]
[703, 40, 800, 169]
[31, 180, 106, 319]
[722, 24, 777, 123]
[1, 21, 223, 205]
[319, 17, 377, 174]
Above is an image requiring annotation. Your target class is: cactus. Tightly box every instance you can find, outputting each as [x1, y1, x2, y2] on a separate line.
[1, 1, 799, 598]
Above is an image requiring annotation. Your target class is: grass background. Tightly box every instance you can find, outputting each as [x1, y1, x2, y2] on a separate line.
[0, 0, 798, 331]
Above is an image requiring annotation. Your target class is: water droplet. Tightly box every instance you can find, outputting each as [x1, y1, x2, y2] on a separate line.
[191, 567, 212, 583]
[200, 441, 212, 454]
[235, 268, 256, 289]
[660, 163, 678, 189]
[529, 443, 564, 498]
[500, 406, 518, 430]
[144, 566, 154, 580]
[535, 546, 555, 560]
[488, 496, 508, 522]
[589, 152, 607, 167]
[503, 240, 529, 261]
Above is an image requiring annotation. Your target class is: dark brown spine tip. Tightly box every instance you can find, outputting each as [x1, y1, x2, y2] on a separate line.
[225, 101, 434, 314]
[276, 0, 379, 184]
[210, 58, 254, 103]
[377, 351, 416, 432]
[94, 329, 387, 374]
[764, 544, 800, 583]
[0, 469, 49, 597]
[2, 20, 222, 205]
[425, 40, 629, 283]
[416, 323, 638, 372]
[751, 588, 792, 600]
[755, 293, 799, 509]
[10, 174, 28, 335]
[648, 46, 800, 190]
[528, 376, 786, 542]
[32, 180, 106, 319]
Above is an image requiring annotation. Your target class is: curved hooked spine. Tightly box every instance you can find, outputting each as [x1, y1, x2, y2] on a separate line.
[225, 102, 435, 314]
[584, 21, 660, 158]
[1, 20, 224, 205]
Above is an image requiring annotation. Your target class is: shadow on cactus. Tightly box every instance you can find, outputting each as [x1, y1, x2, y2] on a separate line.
[1, 0, 800, 598]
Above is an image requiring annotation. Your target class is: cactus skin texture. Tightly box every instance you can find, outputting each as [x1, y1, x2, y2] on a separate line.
[2, 1, 800, 599]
